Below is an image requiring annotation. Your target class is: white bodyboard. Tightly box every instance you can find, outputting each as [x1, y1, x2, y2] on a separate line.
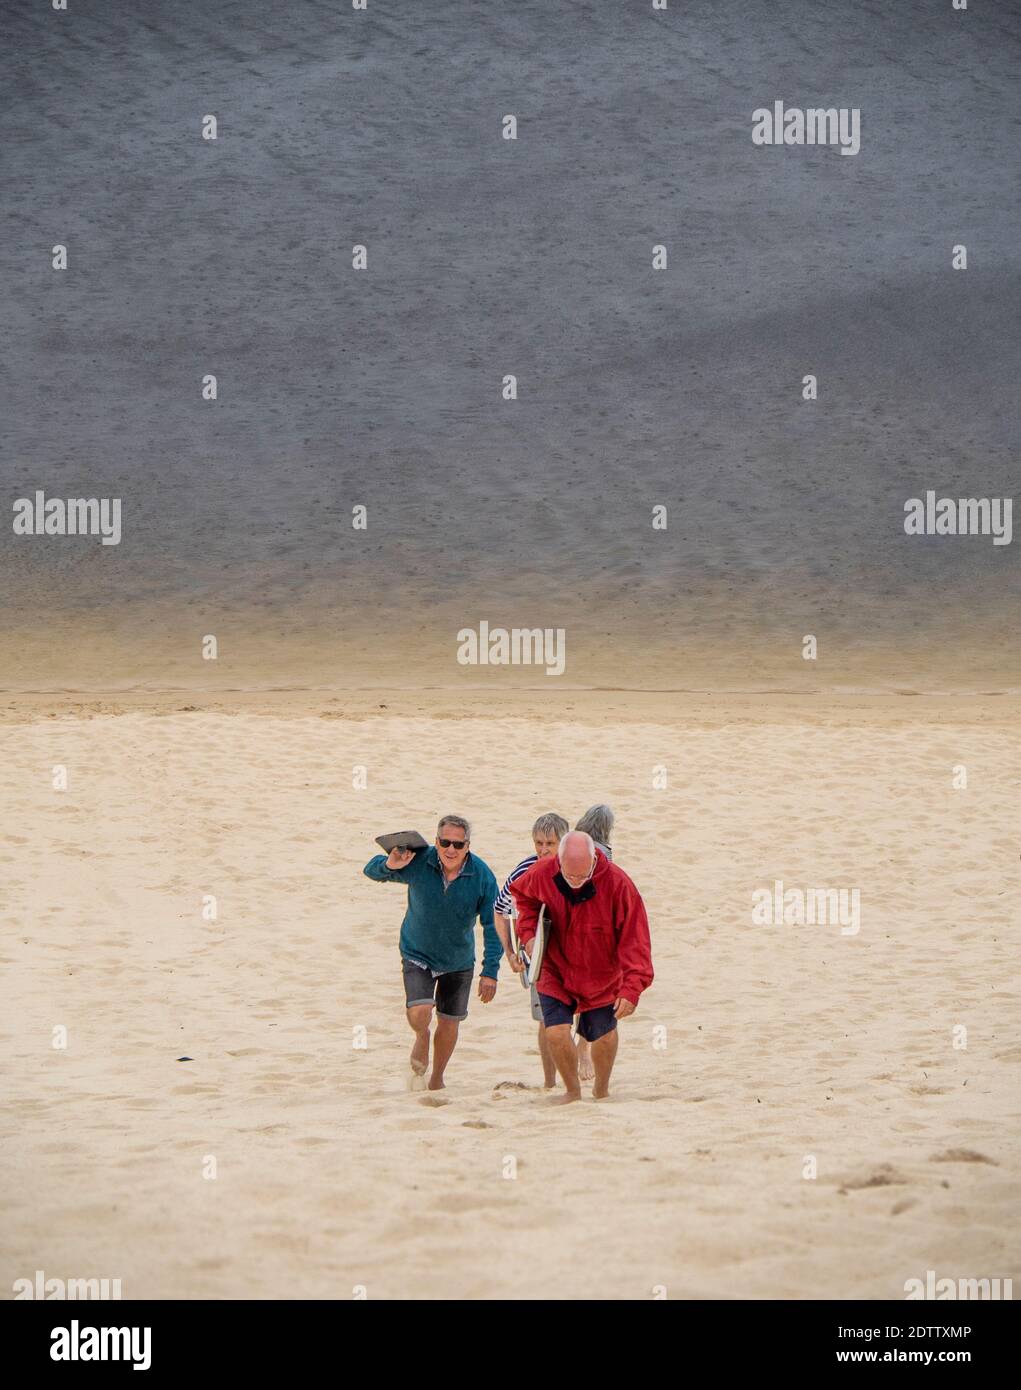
[525, 905, 547, 987]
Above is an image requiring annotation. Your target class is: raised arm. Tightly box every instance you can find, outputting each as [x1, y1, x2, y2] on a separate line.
[363, 846, 422, 881]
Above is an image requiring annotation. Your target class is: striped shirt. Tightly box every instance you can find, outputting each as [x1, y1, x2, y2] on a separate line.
[495, 856, 538, 917]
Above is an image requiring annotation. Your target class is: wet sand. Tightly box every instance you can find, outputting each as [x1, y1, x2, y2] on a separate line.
[2, 0, 1018, 693]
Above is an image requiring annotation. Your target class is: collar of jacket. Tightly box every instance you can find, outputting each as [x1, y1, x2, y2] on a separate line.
[553, 871, 597, 905]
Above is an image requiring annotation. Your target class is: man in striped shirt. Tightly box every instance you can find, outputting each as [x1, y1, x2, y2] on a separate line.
[493, 812, 584, 1087]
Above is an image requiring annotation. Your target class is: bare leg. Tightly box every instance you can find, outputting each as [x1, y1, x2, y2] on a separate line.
[538, 1023, 557, 1088]
[544, 1023, 582, 1103]
[406, 1004, 432, 1076]
[429, 1015, 460, 1089]
[576, 1036, 595, 1081]
[591, 1027, 619, 1099]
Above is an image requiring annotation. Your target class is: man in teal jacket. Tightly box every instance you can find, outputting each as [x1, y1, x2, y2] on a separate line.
[363, 814, 500, 1091]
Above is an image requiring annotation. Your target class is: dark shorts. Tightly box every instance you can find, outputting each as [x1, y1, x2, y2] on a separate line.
[538, 993, 617, 1042]
[401, 958, 473, 1021]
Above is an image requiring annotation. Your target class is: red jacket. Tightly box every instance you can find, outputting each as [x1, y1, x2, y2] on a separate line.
[510, 850, 653, 1011]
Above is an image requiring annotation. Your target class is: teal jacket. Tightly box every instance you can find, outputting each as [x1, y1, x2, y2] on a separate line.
[363, 846, 501, 978]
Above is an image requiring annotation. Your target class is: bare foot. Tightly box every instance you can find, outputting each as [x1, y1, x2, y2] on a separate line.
[592, 1083, 610, 1100]
[427, 1075, 446, 1091]
[548, 1090, 582, 1105]
[576, 1041, 595, 1082]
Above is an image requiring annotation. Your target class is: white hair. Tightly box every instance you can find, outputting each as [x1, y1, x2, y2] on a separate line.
[576, 804, 614, 848]
[437, 814, 471, 839]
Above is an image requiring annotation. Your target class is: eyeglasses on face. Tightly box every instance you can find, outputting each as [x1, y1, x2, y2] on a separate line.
[438, 838, 467, 850]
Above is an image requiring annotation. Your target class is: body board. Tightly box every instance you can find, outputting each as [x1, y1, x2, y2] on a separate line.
[375, 830, 429, 853]
[525, 904, 547, 987]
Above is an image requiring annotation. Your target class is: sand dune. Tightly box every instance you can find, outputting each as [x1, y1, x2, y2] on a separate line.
[3, 0, 1018, 1306]
[1, 693, 1017, 1299]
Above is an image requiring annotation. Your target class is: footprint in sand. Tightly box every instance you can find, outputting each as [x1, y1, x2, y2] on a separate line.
[930, 1148, 998, 1165]
[419, 1094, 450, 1107]
[837, 1163, 909, 1193]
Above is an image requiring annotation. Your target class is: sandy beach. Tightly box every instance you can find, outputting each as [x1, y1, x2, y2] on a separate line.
[1, 690, 1018, 1299]
[2, 0, 1018, 1310]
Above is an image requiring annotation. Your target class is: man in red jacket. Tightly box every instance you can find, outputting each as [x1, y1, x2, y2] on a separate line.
[510, 830, 653, 1102]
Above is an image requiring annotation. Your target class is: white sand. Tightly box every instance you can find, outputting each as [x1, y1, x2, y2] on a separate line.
[1, 693, 1018, 1299]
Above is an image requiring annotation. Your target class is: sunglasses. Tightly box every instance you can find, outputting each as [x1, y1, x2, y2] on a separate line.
[438, 838, 467, 850]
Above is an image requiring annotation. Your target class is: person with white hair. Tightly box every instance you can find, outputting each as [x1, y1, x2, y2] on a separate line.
[510, 830, 653, 1102]
[575, 804, 614, 860]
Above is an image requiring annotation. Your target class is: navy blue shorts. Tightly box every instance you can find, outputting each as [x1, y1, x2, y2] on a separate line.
[401, 958, 472, 1020]
[538, 993, 617, 1041]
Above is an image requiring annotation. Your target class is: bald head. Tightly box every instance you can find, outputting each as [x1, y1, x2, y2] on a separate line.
[559, 830, 596, 887]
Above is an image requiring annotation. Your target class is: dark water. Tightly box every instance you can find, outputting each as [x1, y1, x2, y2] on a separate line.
[2, 0, 1018, 689]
